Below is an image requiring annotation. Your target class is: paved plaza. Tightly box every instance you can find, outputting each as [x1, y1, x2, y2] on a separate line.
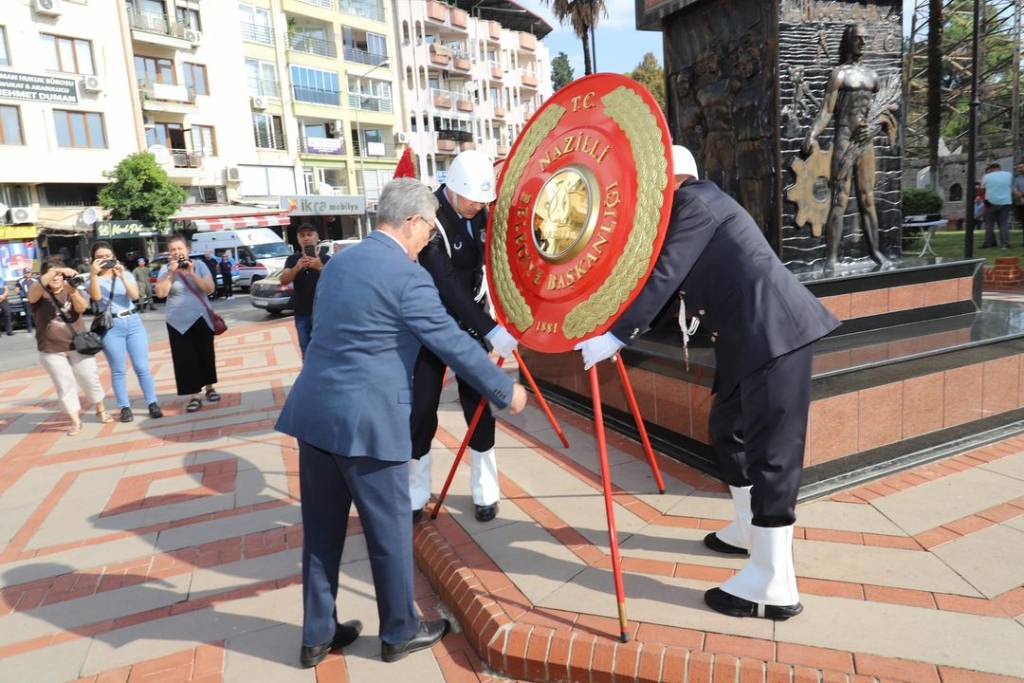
[0, 317, 1022, 682]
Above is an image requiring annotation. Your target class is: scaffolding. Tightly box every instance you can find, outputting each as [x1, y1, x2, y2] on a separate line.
[904, 0, 1023, 168]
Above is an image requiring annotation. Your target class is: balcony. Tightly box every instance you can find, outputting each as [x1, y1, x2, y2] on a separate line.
[487, 21, 501, 41]
[431, 88, 452, 109]
[454, 93, 473, 112]
[140, 82, 196, 113]
[293, 86, 341, 106]
[351, 138, 396, 157]
[426, 0, 448, 23]
[241, 22, 274, 45]
[452, 50, 470, 72]
[296, 0, 333, 8]
[348, 93, 392, 112]
[340, 0, 385, 22]
[460, 141, 476, 151]
[449, 7, 468, 29]
[248, 78, 281, 98]
[169, 149, 203, 168]
[128, 12, 194, 49]
[288, 33, 337, 58]
[493, 105, 506, 118]
[490, 64, 503, 80]
[300, 136, 345, 155]
[344, 46, 388, 66]
[436, 138, 457, 153]
[521, 71, 539, 88]
[429, 44, 451, 67]
[497, 143, 509, 156]
[518, 32, 536, 52]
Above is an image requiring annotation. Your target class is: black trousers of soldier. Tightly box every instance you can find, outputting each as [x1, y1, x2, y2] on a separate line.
[410, 346, 495, 459]
[707, 343, 813, 527]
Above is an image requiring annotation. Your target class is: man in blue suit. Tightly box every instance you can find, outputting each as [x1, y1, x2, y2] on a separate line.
[276, 178, 527, 667]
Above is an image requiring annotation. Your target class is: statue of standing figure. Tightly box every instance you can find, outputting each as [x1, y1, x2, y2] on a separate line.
[801, 23, 898, 271]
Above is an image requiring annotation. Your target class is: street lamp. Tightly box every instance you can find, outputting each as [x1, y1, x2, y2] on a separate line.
[352, 58, 390, 237]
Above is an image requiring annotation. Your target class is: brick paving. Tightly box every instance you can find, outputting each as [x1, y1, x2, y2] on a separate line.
[0, 318, 1022, 682]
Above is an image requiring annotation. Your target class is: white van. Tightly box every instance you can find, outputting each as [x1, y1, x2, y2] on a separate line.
[191, 228, 291, 290]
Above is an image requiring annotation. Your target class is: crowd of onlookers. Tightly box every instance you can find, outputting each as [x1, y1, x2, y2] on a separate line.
[976, 160, 1024, 249]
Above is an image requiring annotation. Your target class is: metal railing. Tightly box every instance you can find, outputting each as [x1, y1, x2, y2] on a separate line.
[296, 0, 333, 8]
[430, 87, 453, 107]
[248, 77, 280, 98]
[293, 85, 341, 106]
[128, 11, 188, 39]
[288, 33, 337, 58]
[344, 46, 388, 66]
[340, 0, 384, 21]
[351, 138, 396, 157]
[299, 136, 345, 155]
[169, 149, 203, 168]
[437, 129, 473, 143]
[240, 22, 274, 44]
[348, 93, 392, 112]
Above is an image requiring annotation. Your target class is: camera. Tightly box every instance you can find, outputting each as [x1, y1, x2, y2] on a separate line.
[177, 258, 189, 269]
[101, 259, 117, 270]
[69, 274, 84, 287]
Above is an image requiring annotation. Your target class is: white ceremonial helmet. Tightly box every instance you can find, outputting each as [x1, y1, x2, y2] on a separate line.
[672, 145, 699, 180]
[446, 149, 498, 203]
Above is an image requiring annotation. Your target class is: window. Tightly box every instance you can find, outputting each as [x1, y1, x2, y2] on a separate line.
[252, 113, 285, 150]
[38, 184, 100, 207]
[290, 66, 340, 105]
[0, 26, 9, 66]
[53, 110, 106, 148]
[348, 76, 391, 112]
[41, 34, 95, 75]
[239, 4, 273, 44]
[191, 125, 216, 156]
[145, 122, 185, 150]
[135, 55, 174, 85]
[176, 7, 202, 31]
[0, 105, 22, 145]
[245, 59, 279, 97]
[183, 63, 208, 96]
[948, 183, 963, 202]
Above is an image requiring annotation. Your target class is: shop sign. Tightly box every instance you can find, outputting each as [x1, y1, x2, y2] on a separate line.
[0, 224, 37, 240]
[280, 195, 366, 216]
[0, 70, 78, 104]
[95, 220, 168, 239]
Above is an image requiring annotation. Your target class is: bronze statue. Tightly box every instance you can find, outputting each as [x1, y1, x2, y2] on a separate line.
[801, 24, 897, 270]
[695, 50, 738, 193]
[732, 35, 772, 230]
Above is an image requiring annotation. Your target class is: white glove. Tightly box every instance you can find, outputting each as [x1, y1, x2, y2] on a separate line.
[574, 332, 624, 370]
[486, 324, 518, 359]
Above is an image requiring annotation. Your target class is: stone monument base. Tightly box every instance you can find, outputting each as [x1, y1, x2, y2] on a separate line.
[520, 258, 1024, 497]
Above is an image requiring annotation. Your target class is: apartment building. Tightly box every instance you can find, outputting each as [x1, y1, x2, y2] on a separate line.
[393, 0, 553, 187]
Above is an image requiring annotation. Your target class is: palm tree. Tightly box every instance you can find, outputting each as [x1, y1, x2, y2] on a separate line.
[542, 0, 607, 76]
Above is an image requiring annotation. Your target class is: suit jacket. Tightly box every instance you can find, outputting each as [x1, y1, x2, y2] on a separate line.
[611, 180, 839, 397]
[275, 231, 514, 461]
[416, 186, 496, 340]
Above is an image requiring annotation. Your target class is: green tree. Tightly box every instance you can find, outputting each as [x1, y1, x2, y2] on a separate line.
[551, 51, 574, 90]
[98, 153, 187, 228]
[542, 0, 606, 76]
[629, 52, 665, 115]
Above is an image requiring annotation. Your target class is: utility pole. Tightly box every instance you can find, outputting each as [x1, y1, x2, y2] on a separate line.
[965, 0, 982, 259]
[927, 0, 943, 190]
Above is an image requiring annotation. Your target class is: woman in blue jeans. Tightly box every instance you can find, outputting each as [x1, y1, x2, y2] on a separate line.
[88, 242, 163, 422]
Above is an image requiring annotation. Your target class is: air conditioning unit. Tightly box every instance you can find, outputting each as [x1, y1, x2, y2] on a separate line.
[81, 75, 103, 94]
[33, 0, 61, 16]
[224, 166, 241, 183]
[250, 95, 267, 110]
[394, 131, 411, 144]
[184, 29, 202, 45]
[10, 207, 38, 224]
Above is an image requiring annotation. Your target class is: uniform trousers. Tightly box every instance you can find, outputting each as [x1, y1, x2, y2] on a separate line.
[708, 343, 813, 527]
[410, 346, 495, 457]
[298, 441, 419, 648]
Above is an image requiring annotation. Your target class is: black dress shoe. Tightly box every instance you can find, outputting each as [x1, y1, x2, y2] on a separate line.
[412, 508, 423, 523]
[148, 402, 163, 419]
[300, 619, 363, 668]
[703, 587, 803, 620]
[381, 618, 450, 663]
[119, 407, 134, 423]
[474, 502, 498, 522]
[703, 532, 748, 555]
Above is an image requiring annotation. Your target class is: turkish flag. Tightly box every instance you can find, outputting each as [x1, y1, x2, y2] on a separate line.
[393, 147, 416, 179]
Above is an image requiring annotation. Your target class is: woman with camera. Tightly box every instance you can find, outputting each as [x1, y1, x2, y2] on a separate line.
[154, 235, 220, 413]
[88, 242, 162, 423]
[28, 260, 112, 436]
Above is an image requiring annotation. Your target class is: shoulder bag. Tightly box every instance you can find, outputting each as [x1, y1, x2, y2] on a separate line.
[45, 287, 104, 355]
[90, 275, 119, 337]
[179, 269, 228, 336]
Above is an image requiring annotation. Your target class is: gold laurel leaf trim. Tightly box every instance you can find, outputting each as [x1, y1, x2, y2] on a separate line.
[562, 86, 668, 340]
[490, 104, 566, 331]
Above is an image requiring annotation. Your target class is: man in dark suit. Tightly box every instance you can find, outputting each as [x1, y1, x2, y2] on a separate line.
[276, 178, 527, 667]
[577, 146, 839, 621]
[408, 150, 519, 523]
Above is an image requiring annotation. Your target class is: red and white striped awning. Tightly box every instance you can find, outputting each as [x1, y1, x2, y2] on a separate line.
[190, 214, 291, 231]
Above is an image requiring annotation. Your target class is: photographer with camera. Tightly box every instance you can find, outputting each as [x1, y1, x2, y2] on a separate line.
[280, 223, 329, 357]
[154, 235, 220, 413]
[88, 242, 162, 423]
[28, 260, 112, 436]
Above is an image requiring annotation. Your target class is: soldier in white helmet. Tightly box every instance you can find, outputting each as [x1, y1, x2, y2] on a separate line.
[409, 149, 519, 522]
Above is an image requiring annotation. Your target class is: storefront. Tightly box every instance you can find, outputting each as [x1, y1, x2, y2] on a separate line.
[278, 194, 367, 245]
[94, 220, 169, 265]
[171, 205, 292, 242]
[0, 224, 39, 280]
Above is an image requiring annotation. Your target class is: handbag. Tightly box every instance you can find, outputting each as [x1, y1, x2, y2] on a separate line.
[90, 275, 119, 337]
[45, 287, 104, 356]
[179, 268, 228, 336]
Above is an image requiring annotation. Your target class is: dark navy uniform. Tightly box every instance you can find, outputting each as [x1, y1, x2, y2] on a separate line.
[410, 186, 498, 460]
[611, 180, 839, 526]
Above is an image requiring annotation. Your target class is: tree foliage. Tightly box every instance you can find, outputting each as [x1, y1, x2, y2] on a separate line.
[541, 0, 606, 76]
[551, 52, 575, 90]
[628, 52, 665, 115]
[98, 153, 187, 228]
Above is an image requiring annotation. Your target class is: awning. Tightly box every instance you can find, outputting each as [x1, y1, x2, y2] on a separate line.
[189, 213, 291, 231]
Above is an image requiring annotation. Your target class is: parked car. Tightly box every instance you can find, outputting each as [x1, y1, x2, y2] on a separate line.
[317, 239, 360, 256]
[149, 253, 224, 300]
[249, 269, 293, 315]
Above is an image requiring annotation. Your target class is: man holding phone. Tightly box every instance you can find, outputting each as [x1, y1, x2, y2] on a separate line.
[281, 223, 330, 356]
